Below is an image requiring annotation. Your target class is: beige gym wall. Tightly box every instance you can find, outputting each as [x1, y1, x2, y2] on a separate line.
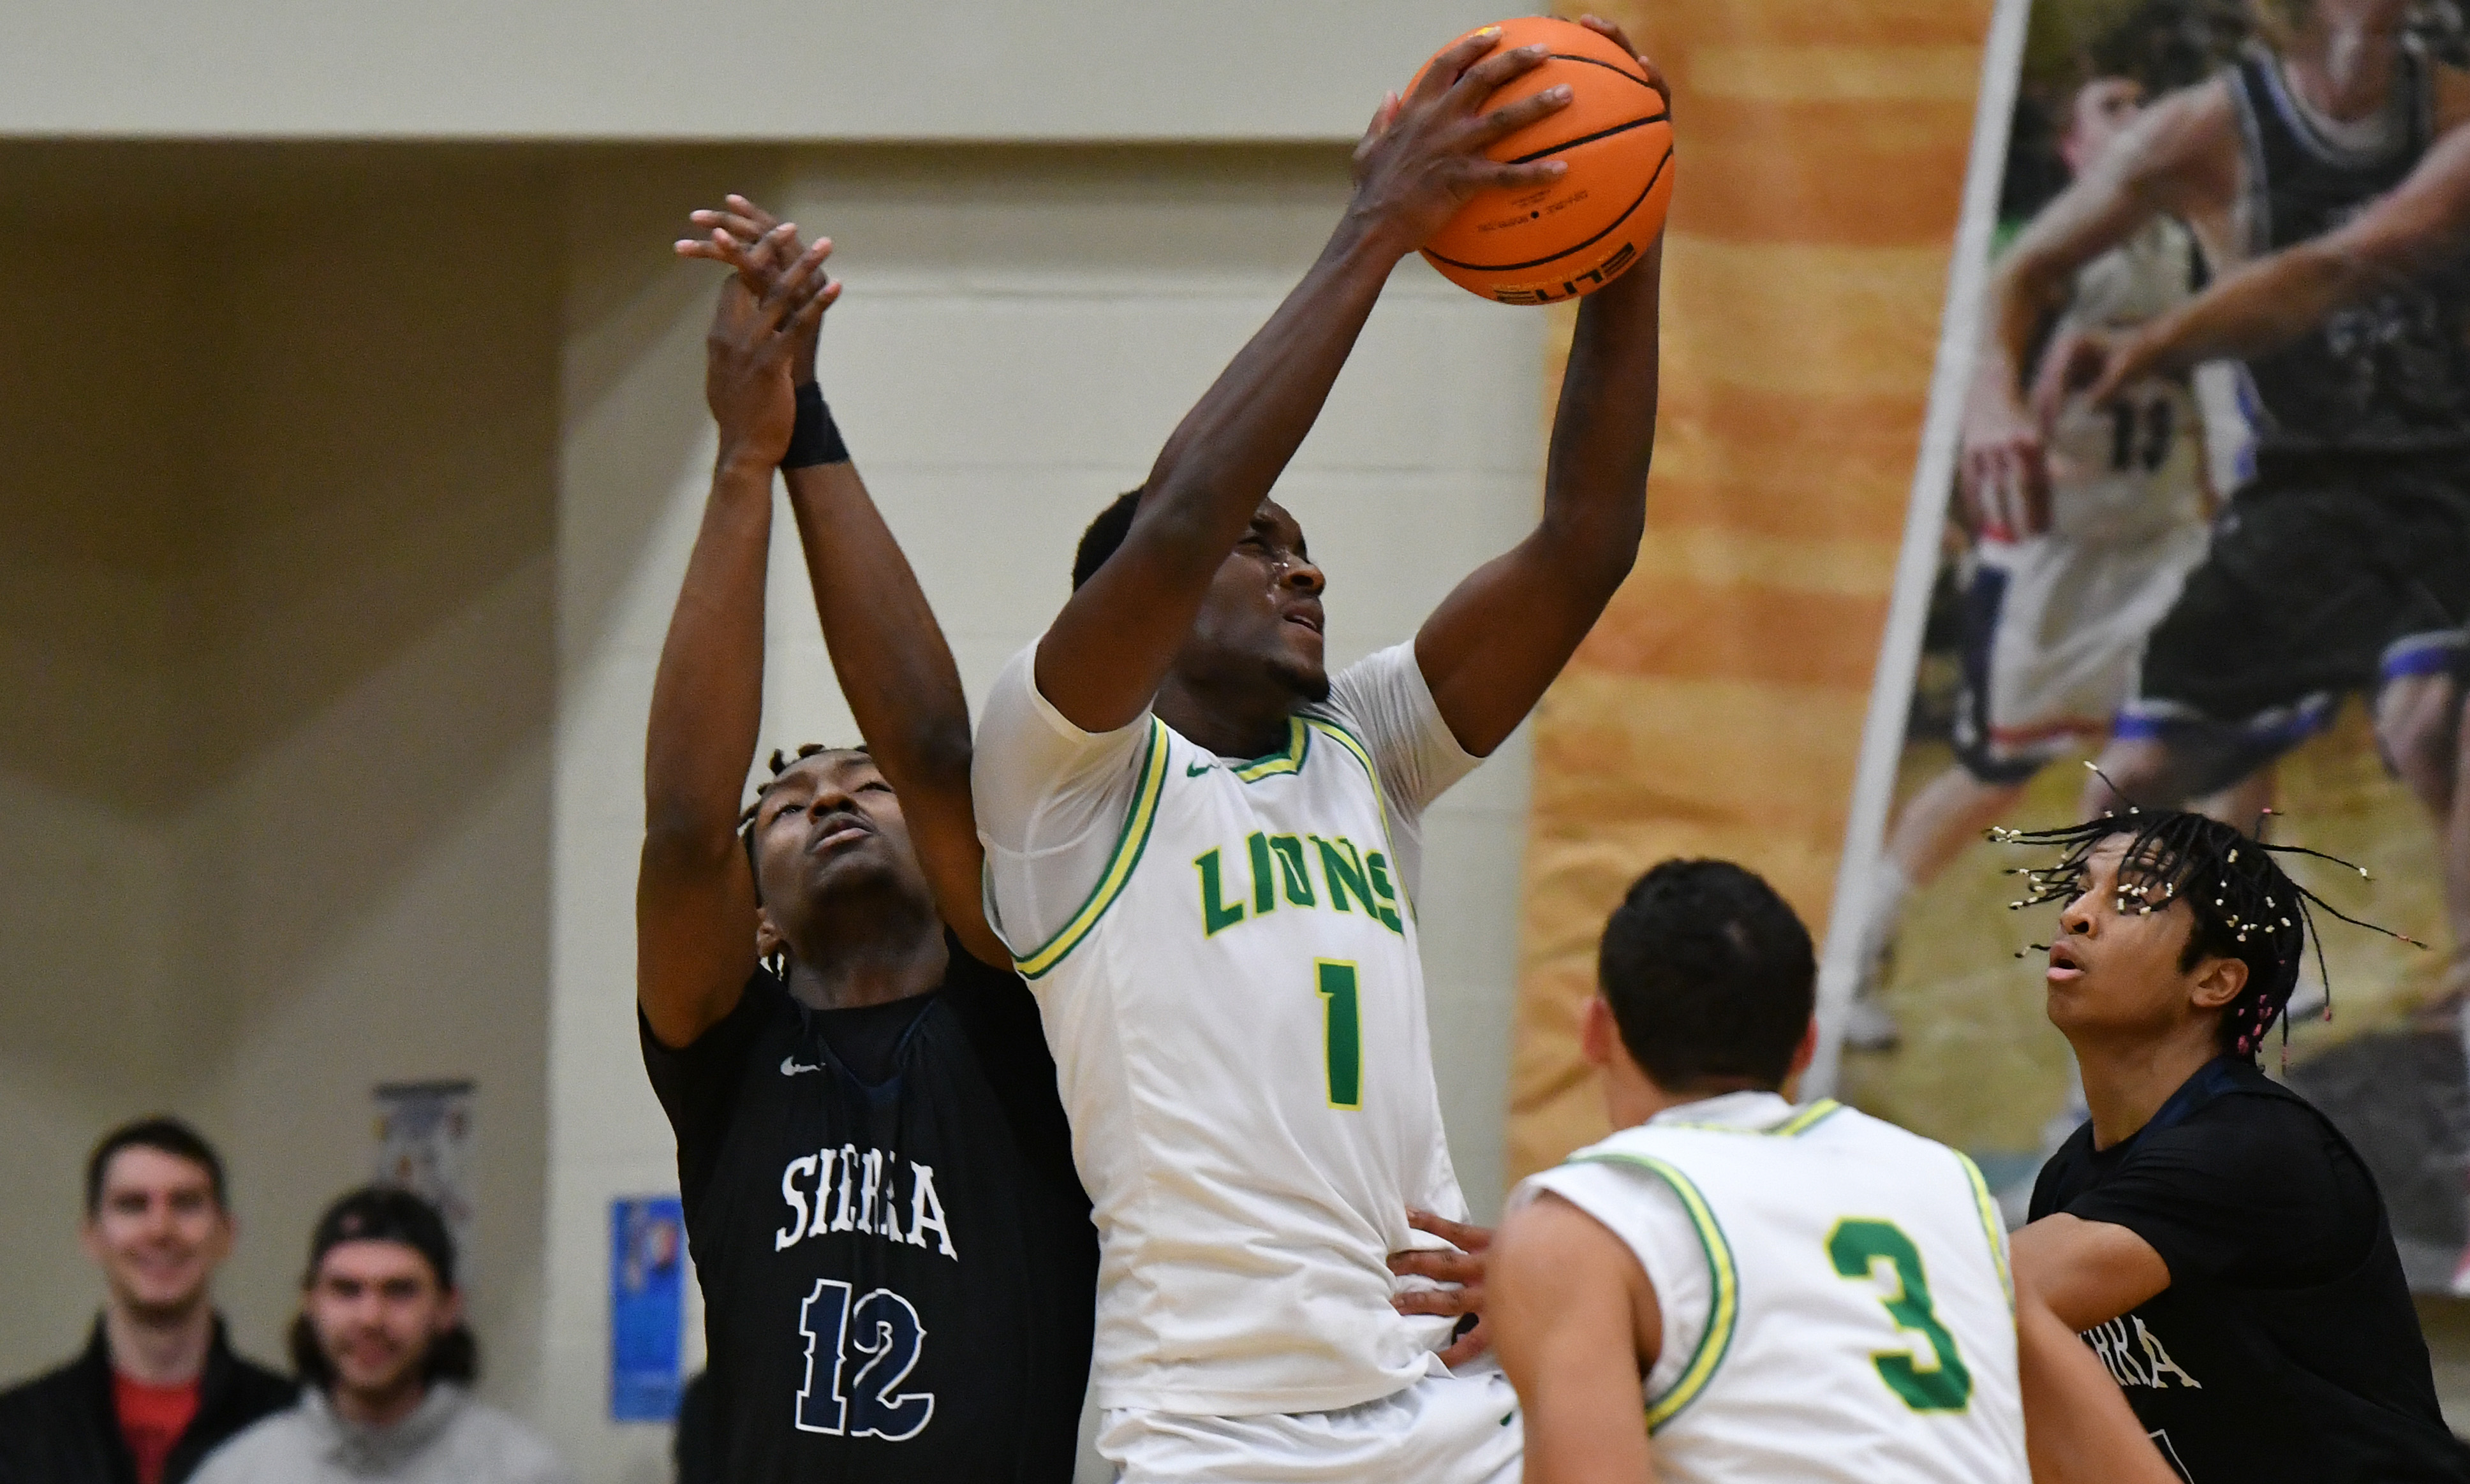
[0, 145, 557, 1411]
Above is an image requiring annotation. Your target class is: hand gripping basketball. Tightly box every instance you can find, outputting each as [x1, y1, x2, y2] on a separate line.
[1409, 15, 1675, 304]
[1349, 29, 1577, 258]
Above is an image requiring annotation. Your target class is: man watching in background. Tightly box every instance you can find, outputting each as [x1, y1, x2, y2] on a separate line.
[0, 1117, 293, 1484]
[191, 1187, 570, 1484]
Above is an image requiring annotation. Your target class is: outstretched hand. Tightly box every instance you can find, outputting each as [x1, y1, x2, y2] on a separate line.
[696, 221, 839, 467]
[679, 195, 832, 392]
[1389, 1209, 1497, 1367]
[1349, 29, 1574, 256]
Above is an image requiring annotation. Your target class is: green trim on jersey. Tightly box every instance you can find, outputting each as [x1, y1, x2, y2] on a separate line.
[1952, 1150, 2013, 1307]
[1773, 1098, 1843, 1138]
[1013, 719, 1171, 980]
[1572, 1150, 1740, 1432]
[1233, 719, 1310, 782]
[1301, 717, 1393, 849]
[1659, 1098, 1842, 1138]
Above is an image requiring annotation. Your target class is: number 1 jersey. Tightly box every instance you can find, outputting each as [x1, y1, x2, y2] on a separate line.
[974, 642, 1481, 1416]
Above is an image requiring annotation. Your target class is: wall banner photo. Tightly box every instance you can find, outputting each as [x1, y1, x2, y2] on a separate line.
[1821, 0, 2470, 1288]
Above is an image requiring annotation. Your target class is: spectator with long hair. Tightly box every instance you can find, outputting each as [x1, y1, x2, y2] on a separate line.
[190, 1187, 569, 1484]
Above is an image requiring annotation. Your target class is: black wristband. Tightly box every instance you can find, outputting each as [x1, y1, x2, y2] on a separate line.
[782, 383, 850, 469]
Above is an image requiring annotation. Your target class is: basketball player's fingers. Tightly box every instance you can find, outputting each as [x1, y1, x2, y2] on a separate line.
[1412, 27, 1505, 105]
[1388, 1247, 1484, 1284]
[1478, 158, 1571, 192]
[723, 195, 785, 235]
[1469, 83, 1574, 147]
[755, 235, 829, 313]
[1576, 15, 1666, 101]
[688, 208, 772, 248]
[1434, 1318, 1494, 1369]
[785, 277, 843, 335]
[1406, 1209, 1492, 1252]
[1366, 89, 1401, 140]
[1449, 42, 1552, 112]
[1390, 1288, 1477, 1318]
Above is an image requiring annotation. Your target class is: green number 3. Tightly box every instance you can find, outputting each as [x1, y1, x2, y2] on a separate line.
[1827, 1218, 1972, 1411]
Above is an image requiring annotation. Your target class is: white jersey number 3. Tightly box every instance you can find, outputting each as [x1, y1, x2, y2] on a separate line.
[794, 1279, 935, 1441]
[1828, 1218, 1974, 1413]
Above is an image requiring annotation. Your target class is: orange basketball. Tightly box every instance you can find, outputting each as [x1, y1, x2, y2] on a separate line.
[1410, 15, 1673, 305]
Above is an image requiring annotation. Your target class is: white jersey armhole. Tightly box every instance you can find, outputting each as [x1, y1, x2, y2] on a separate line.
[1515, 1159, 1727, 1425]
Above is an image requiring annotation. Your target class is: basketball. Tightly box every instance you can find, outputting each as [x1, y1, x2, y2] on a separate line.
[1410, 15, 1674, 305]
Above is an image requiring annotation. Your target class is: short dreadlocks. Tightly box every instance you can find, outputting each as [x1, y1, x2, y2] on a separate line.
[1993, 801, 2419, 1062]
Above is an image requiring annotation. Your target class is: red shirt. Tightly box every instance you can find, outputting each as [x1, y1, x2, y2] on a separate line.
[112, 1371, 200, 1484]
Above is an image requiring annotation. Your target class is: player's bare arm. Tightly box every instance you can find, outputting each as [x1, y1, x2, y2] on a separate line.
[1032, 29, 1572, 744]
[2010, 1214, 2180, 1484]
[683, 198, 1007, 968]
[1409, 16, 1666, 758]
[1489, 1191, 1664, 1484]
[637, 229, 838, 1048]
[1962, 79, 2237, 527]
[2080, 121, 2470, 403]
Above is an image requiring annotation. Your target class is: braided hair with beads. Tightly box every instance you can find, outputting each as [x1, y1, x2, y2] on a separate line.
[1991, 796, 2422, 1064]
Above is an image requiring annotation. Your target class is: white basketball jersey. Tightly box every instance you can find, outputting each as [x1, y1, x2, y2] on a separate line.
[2043, 217, 2207, 545]
[1003, 710, 1465, 1416]
[1523, 1096, 2025, 1483]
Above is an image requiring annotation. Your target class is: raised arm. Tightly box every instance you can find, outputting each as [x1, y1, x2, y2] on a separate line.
[2084, 121, 2470, 402]
[1960, 80, 2235, 533]
[1035, 29, 1572, 733]
[1489, 1191, 1663, 1484]
[1412, 17, 1666, 758]
[2009, 1214, 2182, 1484]
[637, 230, 836, 1048]
[683, 198, 1006, 967]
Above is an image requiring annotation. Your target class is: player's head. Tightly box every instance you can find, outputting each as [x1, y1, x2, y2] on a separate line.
[1999, 809, 2386, 1061]
[1589, 860, 1819, 1103]
[81, 1117, 235, 1322]
[2059, 76, 2143, 177]
[291, 1186, 476, 1404]
[738, 744, 935, 969]
[1076, 488, 1331, 707]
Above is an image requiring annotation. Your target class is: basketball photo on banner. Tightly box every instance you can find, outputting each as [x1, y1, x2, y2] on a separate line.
[1832, 0, 2470, 1286]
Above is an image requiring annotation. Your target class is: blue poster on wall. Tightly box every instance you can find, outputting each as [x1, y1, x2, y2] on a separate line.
[610, 1195, 685, 1422]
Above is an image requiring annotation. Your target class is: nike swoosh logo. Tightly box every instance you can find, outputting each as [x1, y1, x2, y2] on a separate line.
[780, 1056, 825, 1077]
[1186, 762, 1214, 777]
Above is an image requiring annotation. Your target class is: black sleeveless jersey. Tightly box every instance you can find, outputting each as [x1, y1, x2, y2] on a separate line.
[642, 937, 1097, 1483]
[2030, 1058, 2470, 1483]
[2228, 47, 2470, 453]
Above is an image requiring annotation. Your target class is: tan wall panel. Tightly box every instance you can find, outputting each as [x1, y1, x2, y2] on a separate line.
[1509, 0, 1990, 1177]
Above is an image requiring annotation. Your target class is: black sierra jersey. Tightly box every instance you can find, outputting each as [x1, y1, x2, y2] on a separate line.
[2030, 1057, 2469, 1483]
[2228, 47, 2470, 454]
[642, 937, 1096, 1483]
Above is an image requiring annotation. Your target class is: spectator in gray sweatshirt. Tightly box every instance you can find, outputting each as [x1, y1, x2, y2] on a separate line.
[191, 1188, 570, 1484]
